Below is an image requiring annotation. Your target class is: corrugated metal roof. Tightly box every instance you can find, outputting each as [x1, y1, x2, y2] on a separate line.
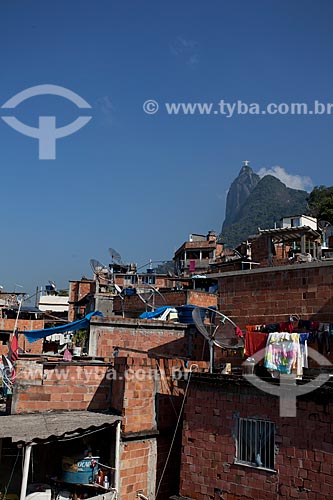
[0, 411, 122, 443]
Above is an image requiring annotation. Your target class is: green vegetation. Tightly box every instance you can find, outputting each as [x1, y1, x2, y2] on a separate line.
[308, 186, 333, 223]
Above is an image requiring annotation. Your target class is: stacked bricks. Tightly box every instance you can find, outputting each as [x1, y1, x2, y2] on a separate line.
[11, 360, 112, 414]
[90, 317, 191, 359]
[178, 377, 333, 500]
[120, 439, 157, 500]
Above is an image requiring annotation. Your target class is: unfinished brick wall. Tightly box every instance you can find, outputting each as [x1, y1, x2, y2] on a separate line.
[120, 438, 157, 500]
[89, 317, 191, 359]
[68, 279, 95, 321]
[113, 290, 217, 316]
[218, 261, 333, 329]
[11, 360, 112, 414]
[178, 377, 333, 500]
[0, 330, 43, 357]
[112, 357, 209, 500]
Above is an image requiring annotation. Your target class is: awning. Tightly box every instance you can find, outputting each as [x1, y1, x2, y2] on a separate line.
[0, 411, 122, 443]
[259, 226, 320, 244]
[24, 311, 103, 343]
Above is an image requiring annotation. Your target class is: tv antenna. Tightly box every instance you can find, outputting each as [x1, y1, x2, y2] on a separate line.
[192, 306, 244, 373]
[137, 284, 166, 312]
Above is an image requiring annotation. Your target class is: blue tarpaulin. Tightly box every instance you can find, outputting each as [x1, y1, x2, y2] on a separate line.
[24, 311, 103, 344]
[139, 306, 172, 319]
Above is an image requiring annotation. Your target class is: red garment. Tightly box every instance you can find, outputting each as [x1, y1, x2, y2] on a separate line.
[189, 260, 196, 271]
[279, 322, 294, 333]
[245, 331, 268, 357]
[8, 331, 19, 363]
[235, 326, 243, 338]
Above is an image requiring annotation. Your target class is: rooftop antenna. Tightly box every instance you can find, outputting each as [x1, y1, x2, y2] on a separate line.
[90, 259, 110, 293]
[192, 307, 244, 373]
[90, 259, 110, 284]
[48, 280, 57, 290]
[137, 284, 166, 312]
[14, 283, 23, 293]
[108, 247, 122, 264]
[318, 220, 332, 248]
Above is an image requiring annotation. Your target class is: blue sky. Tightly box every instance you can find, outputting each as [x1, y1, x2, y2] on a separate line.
[0, 0, 332, 292]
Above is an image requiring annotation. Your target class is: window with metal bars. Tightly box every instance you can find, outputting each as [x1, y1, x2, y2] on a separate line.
[235, 417, 275, 471]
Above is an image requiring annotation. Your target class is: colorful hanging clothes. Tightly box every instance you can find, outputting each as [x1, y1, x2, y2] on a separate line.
[264, 332, 300, 375]
[245, 331, 268, 357]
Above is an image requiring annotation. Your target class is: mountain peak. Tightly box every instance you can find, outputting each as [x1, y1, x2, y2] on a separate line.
[223, 164, 260, 229]
[220, 164, 309, 248]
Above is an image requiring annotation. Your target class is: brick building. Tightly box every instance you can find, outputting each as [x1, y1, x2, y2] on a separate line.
[2, 351, 208, 500]
[172, 373, 333, 500]
[0, 296, 45, 357]
[174, 231, 223, 278]
[68, 277, 96, 321]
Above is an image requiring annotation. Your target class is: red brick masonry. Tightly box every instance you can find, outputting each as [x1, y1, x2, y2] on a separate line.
[178, 374, 333, 500]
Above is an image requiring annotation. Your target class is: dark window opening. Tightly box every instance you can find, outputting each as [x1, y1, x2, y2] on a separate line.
[236, 417, 275, 471]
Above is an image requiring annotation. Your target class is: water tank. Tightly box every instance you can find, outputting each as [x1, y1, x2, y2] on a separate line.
[62, 456, 99, 484]
[176, 305, 206, 324]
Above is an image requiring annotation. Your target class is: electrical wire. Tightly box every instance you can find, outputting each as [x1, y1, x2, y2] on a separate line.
[154, 363, 198, 499]
[3, 449, 20, 497]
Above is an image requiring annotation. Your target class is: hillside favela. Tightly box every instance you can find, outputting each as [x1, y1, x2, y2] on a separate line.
[0, 162, 333, 500]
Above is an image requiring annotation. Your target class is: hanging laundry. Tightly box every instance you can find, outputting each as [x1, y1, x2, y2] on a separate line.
[245, 331, 268, 357]
[279, 322, 294, 333]
[261, 323, 281, 333]
[264, 332, 300, 375]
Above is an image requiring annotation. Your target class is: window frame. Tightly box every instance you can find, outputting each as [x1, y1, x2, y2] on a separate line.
[235, 417, 276, 472]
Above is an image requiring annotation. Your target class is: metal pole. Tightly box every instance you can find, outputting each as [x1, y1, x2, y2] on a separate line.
[209, 339, 214, 374]
[20, 444, 32, 500]
[13, 297, 23, 336]
[114, 420, 121, 497]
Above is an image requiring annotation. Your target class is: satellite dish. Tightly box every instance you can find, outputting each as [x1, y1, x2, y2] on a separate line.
[109, 247, 122, 264]
[137, 284, 166, 312]
[318, 220, 331, 230]
[90, 259, 109, 279]
[192, 307, 244, 373]
[48, 280, 57, 290]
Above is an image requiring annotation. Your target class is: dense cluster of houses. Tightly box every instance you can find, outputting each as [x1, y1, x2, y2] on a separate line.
[0, 216, 333, 500]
